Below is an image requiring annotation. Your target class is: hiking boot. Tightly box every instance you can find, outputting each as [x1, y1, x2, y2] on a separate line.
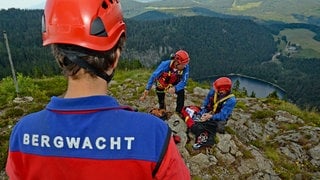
[192, 132, 214, 150]
[196, 132, 208, 143]
[192, 143, 203, 150]
[192, 132, 208, 150]
[192, 140, 214, 150]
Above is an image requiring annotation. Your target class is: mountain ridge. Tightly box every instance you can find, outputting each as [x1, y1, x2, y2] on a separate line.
[122, 0, 320, 25]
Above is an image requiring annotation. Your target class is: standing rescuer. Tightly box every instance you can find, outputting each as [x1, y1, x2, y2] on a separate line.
[6, 0, 190, 179]
[140, 50, 190, 113]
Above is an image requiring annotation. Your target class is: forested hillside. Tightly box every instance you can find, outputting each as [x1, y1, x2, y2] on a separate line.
[0, 9, 320, 110]
[0, 9, 58, 78]
[124, 16, 276, 75]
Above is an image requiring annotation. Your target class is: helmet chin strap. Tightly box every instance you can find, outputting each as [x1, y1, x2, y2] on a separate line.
[174, 60, 179, 68]
[60, 49, 114, 83]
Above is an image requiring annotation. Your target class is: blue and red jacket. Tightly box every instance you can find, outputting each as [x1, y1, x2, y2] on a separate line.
[146, 60, 189, 91]
[6, 96, 190, 180]
[201, 89, 237, 121]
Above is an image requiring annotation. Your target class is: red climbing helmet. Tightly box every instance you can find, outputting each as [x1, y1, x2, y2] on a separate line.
[42, 0, 126, 51]
[213, 77, 232, 91]
[174, 50, 190, 65]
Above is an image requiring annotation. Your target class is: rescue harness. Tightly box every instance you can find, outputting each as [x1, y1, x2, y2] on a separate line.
[156, 60, 183, 91]
[208, 92, 235, 114]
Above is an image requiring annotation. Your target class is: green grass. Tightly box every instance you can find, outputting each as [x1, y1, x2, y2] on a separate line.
[185, 78, 208, 92]
[235, 101, 247, 111]
[263, 144, 299, 178]
[294, 48, 320, 58]
[114, 69, 151, 82]
[251, 110, 275, 120]
[275, 100, 320, 127]
[279, 28, 320, 58]
[231, 1, 262, 11]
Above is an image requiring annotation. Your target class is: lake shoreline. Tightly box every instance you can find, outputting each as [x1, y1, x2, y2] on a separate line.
[195, 73, 287, 99]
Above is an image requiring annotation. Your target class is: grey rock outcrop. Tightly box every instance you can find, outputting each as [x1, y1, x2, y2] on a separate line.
[116, 83, 320, 179]
[3, 80, 319, 179]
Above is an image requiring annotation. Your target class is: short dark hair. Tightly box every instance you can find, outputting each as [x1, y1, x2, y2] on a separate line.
[51, 36, 125, 79]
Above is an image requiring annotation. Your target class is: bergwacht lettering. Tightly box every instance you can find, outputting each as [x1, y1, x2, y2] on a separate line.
[23, 133, 135, 150]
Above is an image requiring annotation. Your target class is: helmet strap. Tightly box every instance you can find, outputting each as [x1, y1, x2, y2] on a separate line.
[61, 49, 114, 83]
[173, 60, 180, 68]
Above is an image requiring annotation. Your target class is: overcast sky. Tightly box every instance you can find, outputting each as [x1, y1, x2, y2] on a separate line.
[0, 0, 44, 9]
[0, 0, 164, 9]
[0, 0, 164, 10]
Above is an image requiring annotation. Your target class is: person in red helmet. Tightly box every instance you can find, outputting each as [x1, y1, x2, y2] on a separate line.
[190, 77, 237, 150]
[140, 50, 190, 113]
[6, 0, 190, 179]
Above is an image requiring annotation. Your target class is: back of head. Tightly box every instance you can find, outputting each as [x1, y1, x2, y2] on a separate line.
[213, 77, 232, 92]
[42, 0, 126, 82]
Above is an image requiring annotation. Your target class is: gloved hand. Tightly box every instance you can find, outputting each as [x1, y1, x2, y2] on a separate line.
[201, 113, 212, 122]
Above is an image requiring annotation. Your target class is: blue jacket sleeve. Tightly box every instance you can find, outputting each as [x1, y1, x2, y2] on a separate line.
[174, 64, 189, 92]
[212, 96, 237, 121]
[145, 60, 171, 90]
[201, 89, 215, 111]
[199, 89, 214, 115]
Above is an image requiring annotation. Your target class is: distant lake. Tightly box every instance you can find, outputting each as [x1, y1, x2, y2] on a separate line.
[196, 74, 286, 99]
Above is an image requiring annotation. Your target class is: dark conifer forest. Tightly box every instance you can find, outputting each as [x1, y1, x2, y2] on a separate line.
[0, 9, 319, 110]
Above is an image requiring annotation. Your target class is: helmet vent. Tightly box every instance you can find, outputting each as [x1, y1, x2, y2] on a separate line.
[101, 1, 108, 9]
[90, 17, 108, 37]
